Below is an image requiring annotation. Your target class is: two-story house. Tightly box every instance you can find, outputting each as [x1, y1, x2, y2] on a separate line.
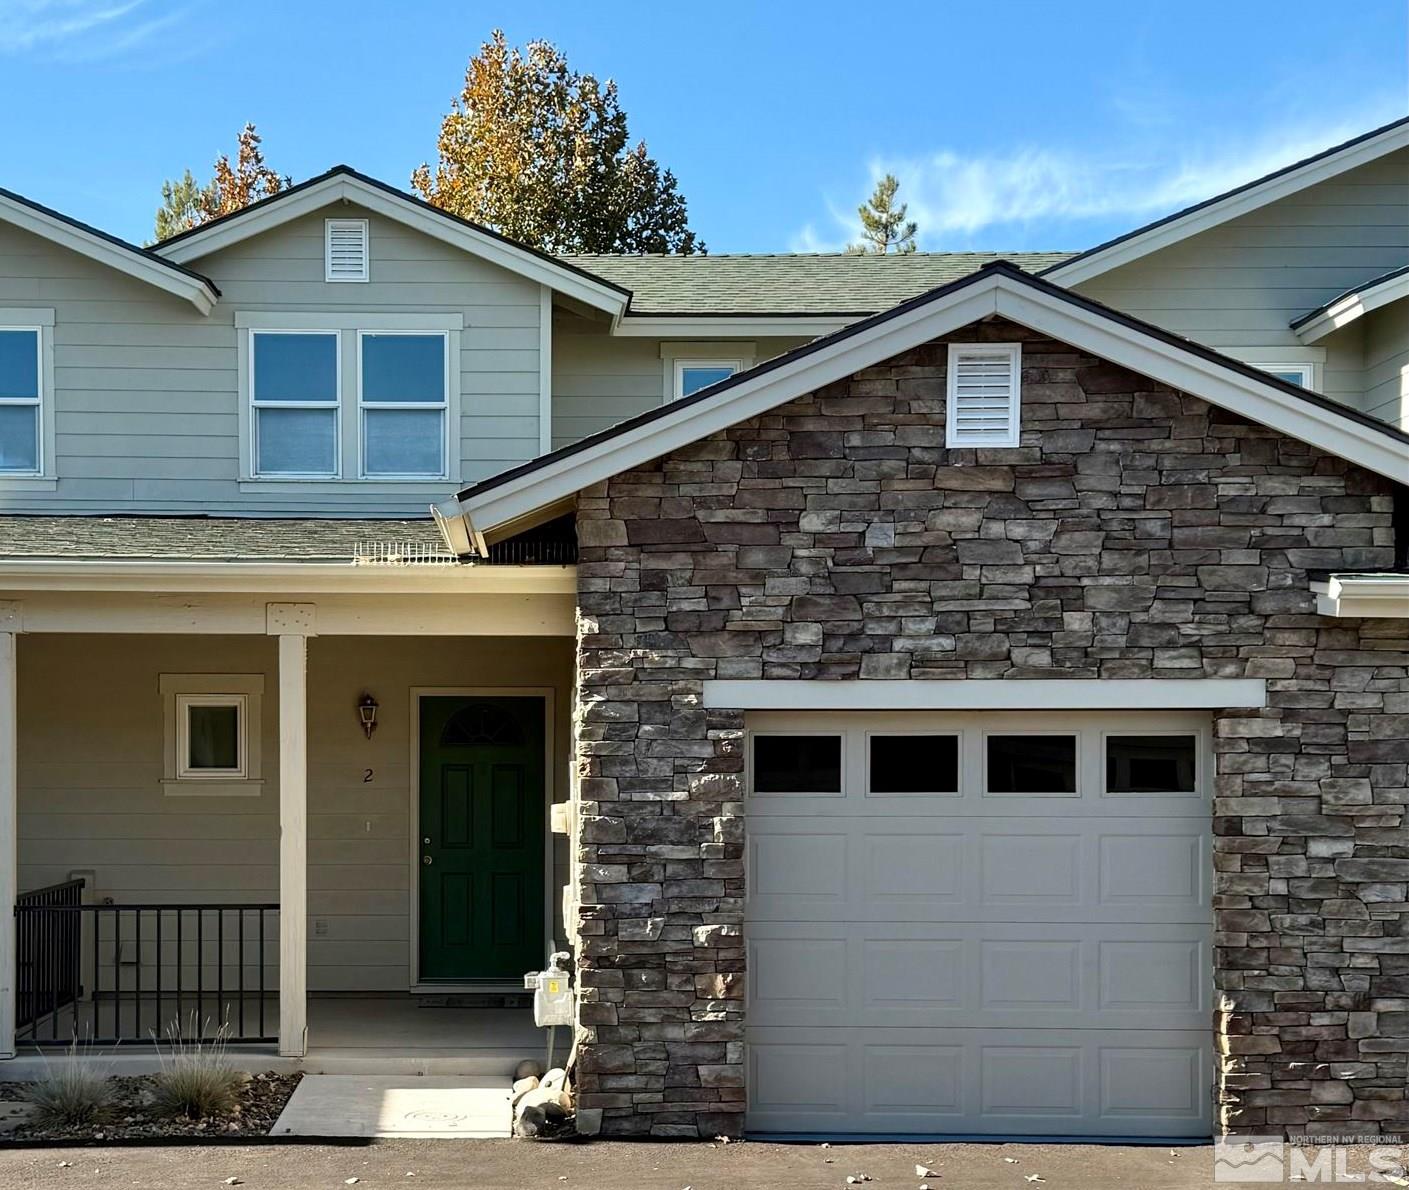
[0, 116, 1406, 1142]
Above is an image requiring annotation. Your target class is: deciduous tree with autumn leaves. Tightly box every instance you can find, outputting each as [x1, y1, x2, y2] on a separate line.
[151, 33, 704, 255]
[413, 31, 703, 254]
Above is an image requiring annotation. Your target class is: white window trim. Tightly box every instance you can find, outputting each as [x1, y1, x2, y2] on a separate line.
[325, 218, 369, 283]
[660, 342, 756, 403]
[159, 673, 264, 797]
[356, 330, 451, 480]
[248, 328, 342, 479]
[945, 341, 1022, 448]
[670, 358, 750, 402]
[864, 730, 961, 796]
[982, 728, 1080, 798]
[0, 311, 56, 487]
[175, 693, 248, 780]
[238, 315, 463, 486]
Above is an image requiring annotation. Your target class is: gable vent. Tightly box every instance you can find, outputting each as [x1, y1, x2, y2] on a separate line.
[945, 342, 1021, 447]
[325, 218, 368, 282]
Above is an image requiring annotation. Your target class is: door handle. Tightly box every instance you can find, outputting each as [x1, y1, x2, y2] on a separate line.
[422, 855, 433, 865]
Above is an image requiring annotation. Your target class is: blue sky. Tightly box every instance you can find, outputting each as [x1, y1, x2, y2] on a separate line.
[0, 0, 1405, 253]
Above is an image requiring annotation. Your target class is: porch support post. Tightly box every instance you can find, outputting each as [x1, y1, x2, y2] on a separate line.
[270, 603, 315, 1058]
[0, 603, 22, 1059]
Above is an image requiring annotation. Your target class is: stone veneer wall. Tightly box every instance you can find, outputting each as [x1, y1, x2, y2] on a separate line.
[570, 318, 1408, 1139]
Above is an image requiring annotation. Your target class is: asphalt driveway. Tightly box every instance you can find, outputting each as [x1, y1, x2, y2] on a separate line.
[1, 1137, 1391, 1189]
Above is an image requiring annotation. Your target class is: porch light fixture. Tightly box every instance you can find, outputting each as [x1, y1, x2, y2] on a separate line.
[357, 693, 379, 739]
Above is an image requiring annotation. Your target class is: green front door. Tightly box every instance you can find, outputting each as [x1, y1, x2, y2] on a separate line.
[418, 696, 546, 982]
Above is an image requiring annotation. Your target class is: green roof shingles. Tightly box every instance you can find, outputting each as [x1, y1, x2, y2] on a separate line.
[0, 516, 442, 561]
[558, 251, 1073, 316]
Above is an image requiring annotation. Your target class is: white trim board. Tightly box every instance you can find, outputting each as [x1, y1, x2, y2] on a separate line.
[702, 678, 1269, 711]
[1311, 574, 1409, 618]
[440, 266, 1409, 551]
[1294, 269, 1409, 344]
[154, 170, 628, 320]
[0, 190, 218, 314]
[1045, 118, 1409, 287]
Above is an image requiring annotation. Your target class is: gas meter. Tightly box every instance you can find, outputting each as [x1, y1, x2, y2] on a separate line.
[523, 951, 575, 1027]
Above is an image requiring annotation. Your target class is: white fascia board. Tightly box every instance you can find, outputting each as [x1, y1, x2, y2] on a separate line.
[703, 678, 1268, 710]
[0, 559, 576, 595]
[1046, 122, 1409, 287]
[0, 192, 217, 314]
[616, 314, 857, 338]
[1295, 273, 1409, 344]
[1311, 574, 1409, 618]
[994, 287, 1409, 484]
[156, 175, 628, 319]
[457, 280, 1002, 537]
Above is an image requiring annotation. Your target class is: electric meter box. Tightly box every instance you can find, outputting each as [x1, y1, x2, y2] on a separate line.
[523, 952, 574, 1027]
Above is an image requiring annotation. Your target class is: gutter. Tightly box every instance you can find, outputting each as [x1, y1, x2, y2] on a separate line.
[1310, 573, 1409, 618]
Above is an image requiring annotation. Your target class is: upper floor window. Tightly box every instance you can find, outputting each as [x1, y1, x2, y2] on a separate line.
[0, 328, 42, 474]
[1258, 363, 1313, 388]
[358, 332, 449, 477]
[673, 358, 745, 400]
[946, 342, 1022, 448]
[252, 331, 340, 477]
[247, 326, 451, 480]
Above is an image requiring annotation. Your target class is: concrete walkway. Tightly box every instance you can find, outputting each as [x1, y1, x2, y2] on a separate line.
[270, 1075, 512, 1138]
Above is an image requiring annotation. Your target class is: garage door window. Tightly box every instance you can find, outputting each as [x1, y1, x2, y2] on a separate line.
[752, 735, 842, 794]
[1106, 734, 1197, 793]
[986, 734, 1077, 795]
[868, 734, 959, 794]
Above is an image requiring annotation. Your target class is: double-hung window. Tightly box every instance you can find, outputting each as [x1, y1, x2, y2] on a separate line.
[0, 328, 42, 474]
[358, 332, 448, 478]
[251, 331, 340, 476]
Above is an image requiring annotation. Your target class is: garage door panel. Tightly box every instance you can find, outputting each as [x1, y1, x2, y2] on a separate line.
[745, 711, 1212, 1138]
[751, 822, 1208, 925]
[749, 922, 1209, 1030]
[746, 1027, 1213, 1136]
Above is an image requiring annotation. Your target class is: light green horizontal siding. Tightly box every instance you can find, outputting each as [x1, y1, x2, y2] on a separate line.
[551, 317, 806, 448]
[0, 202, 544, 515]
[1077, 149, 1409, 417]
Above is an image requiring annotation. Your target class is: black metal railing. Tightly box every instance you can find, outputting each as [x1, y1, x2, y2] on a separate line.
[16, 879, 85, 1031]
[13, 900, 279, 1046]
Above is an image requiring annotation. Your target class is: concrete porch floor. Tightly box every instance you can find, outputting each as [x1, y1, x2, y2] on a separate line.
[5, 994, 549, 1079]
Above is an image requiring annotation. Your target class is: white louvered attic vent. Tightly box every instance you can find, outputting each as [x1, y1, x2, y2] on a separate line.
[325, 218, 369, 282]
[945, 342, 1021, 448]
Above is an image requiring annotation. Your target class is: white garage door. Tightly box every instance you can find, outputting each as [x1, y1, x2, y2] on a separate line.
[745, 710, 1213, 1139]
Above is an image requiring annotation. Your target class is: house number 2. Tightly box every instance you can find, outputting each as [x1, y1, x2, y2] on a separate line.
[363, 768, 374, 783]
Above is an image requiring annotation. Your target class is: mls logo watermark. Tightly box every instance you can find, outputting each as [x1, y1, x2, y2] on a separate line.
[1214, 1135, 1409, 1184]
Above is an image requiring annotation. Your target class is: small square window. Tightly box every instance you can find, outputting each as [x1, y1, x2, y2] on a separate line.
[752, 735, 842, 794]
[177, 695, 246, 779]
[869, 735, 959, 793]
[986, 734, 1077, 794]
[161, 675, 263, 796]
[1106, 735, 1197, 793]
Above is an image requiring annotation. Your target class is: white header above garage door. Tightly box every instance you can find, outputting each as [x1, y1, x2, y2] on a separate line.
[705, 677, 1267, 711]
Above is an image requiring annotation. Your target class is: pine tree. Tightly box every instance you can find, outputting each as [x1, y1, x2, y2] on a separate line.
[849, 173, 918, 254]
[412, 31, 703, 254]
[153, 124, 290, 242]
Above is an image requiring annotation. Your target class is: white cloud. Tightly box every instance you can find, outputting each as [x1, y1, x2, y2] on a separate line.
[800, 102, 1407, 249]
[0, 0, 186, 60]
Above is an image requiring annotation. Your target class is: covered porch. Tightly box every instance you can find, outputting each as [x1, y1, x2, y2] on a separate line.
[0, 534, 577, 1070]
